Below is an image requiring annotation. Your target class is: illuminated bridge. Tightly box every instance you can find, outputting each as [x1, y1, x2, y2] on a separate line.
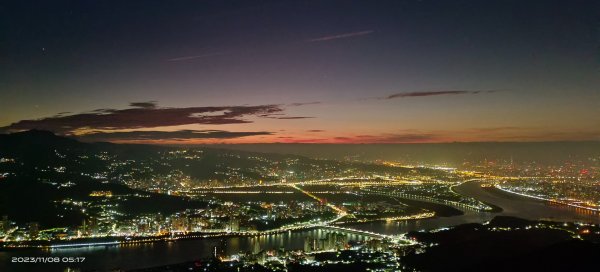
[321, 225, 391, 239]
[320, 226, 417, 245]
[361, 187, 492, 212]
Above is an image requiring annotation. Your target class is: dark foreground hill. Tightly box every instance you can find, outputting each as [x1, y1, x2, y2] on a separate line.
[403, 216, 600, 271]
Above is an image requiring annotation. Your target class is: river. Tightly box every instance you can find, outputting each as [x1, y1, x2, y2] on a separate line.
[2, 180, 599, 271]
[0, 229, 371, 272]
[345, 181, 600, 234]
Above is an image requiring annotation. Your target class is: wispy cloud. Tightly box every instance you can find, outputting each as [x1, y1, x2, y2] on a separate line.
[307, 30, 374, 42]
[468, 126, 523, 133]
[287, 101, 321, 107]
[352, 133, 440, 143]
[77, 130, 272, 142]
[167, 52, 225, 62]
[379, 90, 501, 100]
[129, 101, 158, 109]
[257, 113, 314, 119]
[271, 116, 314, 120]
[275, 132, 441, 144]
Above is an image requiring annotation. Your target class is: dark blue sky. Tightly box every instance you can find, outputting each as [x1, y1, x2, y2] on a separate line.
[1, 0, 599, 143]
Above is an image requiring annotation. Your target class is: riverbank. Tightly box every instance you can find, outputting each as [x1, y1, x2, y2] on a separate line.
[454, 181, 600, 224]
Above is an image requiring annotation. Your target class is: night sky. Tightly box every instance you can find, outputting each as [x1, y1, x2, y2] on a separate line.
[1, 0, 599, 143]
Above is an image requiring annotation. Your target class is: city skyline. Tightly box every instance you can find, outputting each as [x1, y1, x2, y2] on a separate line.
[2, 0, 599, 144]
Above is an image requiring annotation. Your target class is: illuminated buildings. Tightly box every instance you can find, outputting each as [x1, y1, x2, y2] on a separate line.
[27, 222, 39, 240]
[89, 191, 113, 197]
[1, 215, 8, 233]
[228, 217, 240, 232]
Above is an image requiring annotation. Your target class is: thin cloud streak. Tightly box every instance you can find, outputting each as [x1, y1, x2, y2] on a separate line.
[287, 101, 321, 107]
[271, 116, 314, 120]
[353, 133, 440, 143]
[380, 90, 501, 100]
[307, 30, 374, 42]
[77, 130, 273, 142]
[129, 101, 158, 108]
[167, 52, 225, 62]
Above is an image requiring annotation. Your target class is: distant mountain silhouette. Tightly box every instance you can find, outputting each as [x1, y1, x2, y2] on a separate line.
[0, 129, 83, 153]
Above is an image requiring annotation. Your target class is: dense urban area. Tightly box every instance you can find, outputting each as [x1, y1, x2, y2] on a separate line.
[1, 131, 600, 271]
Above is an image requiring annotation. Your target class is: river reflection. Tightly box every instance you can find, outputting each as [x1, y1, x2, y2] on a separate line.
[454, 181, 600, 224]
[3, 181, 599, 272]
[345, 211, 495, 234]
[347, 181, 600, 233]
[0, 229, 370, 272]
